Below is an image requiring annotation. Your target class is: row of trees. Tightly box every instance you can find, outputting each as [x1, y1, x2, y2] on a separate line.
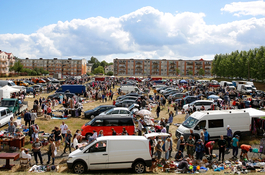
[88, 56, 113, 75]
[10, 61, 49, 76]
[211, 46, 265, 80]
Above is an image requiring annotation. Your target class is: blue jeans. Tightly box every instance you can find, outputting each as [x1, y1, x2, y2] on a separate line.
[233, 146, 238, 157]
[165, 150, 170, 160]
[47, 153, 54, 164]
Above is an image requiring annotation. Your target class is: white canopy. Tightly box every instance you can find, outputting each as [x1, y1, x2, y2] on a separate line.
[144, 132, 170, 138]
[1, 85, 20, 93]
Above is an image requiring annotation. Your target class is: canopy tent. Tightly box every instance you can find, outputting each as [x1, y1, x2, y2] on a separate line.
[1, 85, 20, 93]
[179, 80, 187, 83]
[207, 95, 220, 100]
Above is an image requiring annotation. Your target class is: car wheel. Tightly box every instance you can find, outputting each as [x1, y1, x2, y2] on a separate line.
[90, 115, 95, 119]
[73, 162, 86, 174]
[85, 133, 92, 140]
[133, 161, 145, 174]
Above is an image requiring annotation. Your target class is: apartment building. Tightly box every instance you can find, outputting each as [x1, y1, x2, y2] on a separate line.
[87, 63, 94, 73]
[0, 50, 15, 75]
[19, 58, 87, 76]
[113, 58, 212, 76]
[105, 65, 114, 73]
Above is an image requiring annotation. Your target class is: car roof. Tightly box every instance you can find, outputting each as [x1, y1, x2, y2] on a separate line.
[96, 136, 147, 141]
[95, 115, 132, 119]
[98, 105, 115, 107]
[112, 107, 130, 110]
[0, 107, 9, 110]
[193, 100, 213, 103]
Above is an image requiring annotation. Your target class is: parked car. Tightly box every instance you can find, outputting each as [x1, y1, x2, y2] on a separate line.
[24, 80, 34, 85]
[26, 87, 34, 94]
[99, 107, 131, 117]
[183, 100, 214, 111]
[115, 100, 137, 107]
[116, 96, 139, 103]
[67, 135, 151, 174]
[183, 96, 198, 104]
[84, 105, 115, 119]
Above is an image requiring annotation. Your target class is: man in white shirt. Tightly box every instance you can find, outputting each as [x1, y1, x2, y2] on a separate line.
[60, 121, 68, 139]
[21, 148, 31, 165]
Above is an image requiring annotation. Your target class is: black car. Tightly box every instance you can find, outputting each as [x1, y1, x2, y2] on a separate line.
[115, 100, 137, 107]
[84, 105, 115, 119]
[47, 92, 76, 101]
[116, 96, 139, 103]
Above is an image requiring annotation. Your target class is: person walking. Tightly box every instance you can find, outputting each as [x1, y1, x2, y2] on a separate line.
[47, 138, 56, 165]
[177, 135, 185, 152]
[32, 138, 43, 165]
[226, 125, 233, 151]
[24, 110, 31, 128]
[218, 135, 226, 162]
[232, 135, 239, 159]
[156, 105, 161, 119]
[165, 137, 171, 160]
[63, 130, 72, 154]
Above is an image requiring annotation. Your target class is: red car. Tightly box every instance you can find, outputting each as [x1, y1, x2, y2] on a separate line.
[209, 83, 220, 87]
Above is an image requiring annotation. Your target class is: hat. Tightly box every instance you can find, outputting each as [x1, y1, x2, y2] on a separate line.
[227, 125, 230, 128]
[198, 139, 202, 142]
[235, 135, 239, 138]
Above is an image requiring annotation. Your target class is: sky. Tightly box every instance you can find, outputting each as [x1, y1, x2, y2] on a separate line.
[0, 0, 265, 62]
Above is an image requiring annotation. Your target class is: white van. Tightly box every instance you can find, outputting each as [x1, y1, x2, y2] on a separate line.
[67, 136, 152, 174]
[120, 86, 141, 94]
[237, 84, 252, 94]
[0, 107, 13, 127]
[246, 81, 256, 91]
[176, 110, 251, 139]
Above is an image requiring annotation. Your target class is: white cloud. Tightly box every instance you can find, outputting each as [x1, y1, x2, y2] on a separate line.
[0, 6, 265, 61]
[221, 0, 265, 16]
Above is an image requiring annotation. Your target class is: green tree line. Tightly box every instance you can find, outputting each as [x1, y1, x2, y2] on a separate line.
[211, 46, 265, 80]
[88, 56, 113, 75]
[10, 60, 49, 76]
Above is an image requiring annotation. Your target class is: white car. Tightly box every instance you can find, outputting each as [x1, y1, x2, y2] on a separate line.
[67, 136, 152, 173]
[99, 107, 131, 117]
[183, 100, 214, 111]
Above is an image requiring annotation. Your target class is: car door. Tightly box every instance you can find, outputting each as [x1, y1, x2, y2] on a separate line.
[0, 109, 9, 126]
[97, 107, 106, 115]
[204, 102, 212, 110]
[86, 140, 108, 170]
[110, 110, 119, 117]
[120, 110, 130, 117]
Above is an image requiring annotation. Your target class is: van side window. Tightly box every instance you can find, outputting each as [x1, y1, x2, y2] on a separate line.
[1, 110, 6, 117]
[208, 119, 224, 128]
[92, 120, 104, 126]
[105, 119, 119, 126]
[119, 119, 133, 126]
[90, 141, 107, 153]
[195, 120, 206, 130]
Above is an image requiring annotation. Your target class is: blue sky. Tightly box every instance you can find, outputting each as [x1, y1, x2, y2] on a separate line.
[1, 0, 265, 62]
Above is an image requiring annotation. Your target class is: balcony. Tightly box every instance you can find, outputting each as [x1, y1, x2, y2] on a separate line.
[135, 62, 142, 65]
[135, 66, 142, 69]
[195, 62, 202, 65]
[119, 65, 126, 69]
[186, 62, 193, 65]
[9, 58, 15, 62]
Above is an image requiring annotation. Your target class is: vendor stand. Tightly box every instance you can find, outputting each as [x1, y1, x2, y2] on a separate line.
[0, 135, 25, 150]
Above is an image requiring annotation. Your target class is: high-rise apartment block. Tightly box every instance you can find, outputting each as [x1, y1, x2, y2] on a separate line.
[19, 58, 87, 76]
[0, 50, 15, 75]
[113, 58, 212, 76]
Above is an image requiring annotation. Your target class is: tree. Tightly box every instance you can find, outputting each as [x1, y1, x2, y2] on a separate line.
[188, 71, 193, 75]
[106, 71, 114, 76]
[108, 62, 113, 65]
[198, 68, 205, 76]
[100, 60, 108, 68]
[93, 66, 104, 74]
[9, 60, 23, 73]
[88, 56, 100, 71]
[176, 68, 180, 75]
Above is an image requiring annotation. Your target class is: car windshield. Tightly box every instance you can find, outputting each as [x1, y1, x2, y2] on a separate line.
[182, 117, 199, 128]
[1, 100, 15, 107]
[85, 118, 96, 126]
[246, 87, 252, 90]
[79, 140, 96, 150]
[10, 82, 16, 86]
[105, 108, 114, 114]
[93, 106, 101, 111]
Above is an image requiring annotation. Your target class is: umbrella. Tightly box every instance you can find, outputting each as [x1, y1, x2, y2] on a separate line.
[137, 109, 151, 116]
[208, 95, 219, 99]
